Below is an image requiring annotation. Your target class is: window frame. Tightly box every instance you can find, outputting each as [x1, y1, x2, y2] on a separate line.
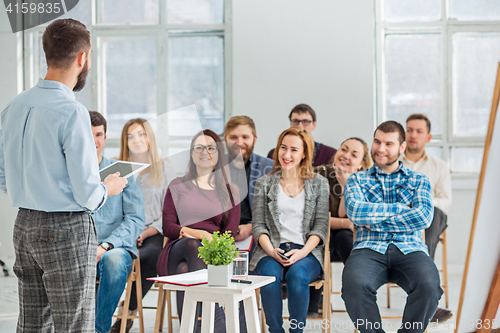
[23, 0, 232, 154]
[375, 0, 500, 181]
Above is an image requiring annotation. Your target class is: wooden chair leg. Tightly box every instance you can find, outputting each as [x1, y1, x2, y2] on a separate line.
[386, 283, 391, 308]
[120, 265, 134, 333]
[151, 285, 175, 333]
[322, 281, 331, 333]
[158, 289, 165, 332]
[154, 283, 165, 333]
[441, 230, 449, 308]
[258, 288, 266, 333]
[135, 259, 145, 333]
[166, 289, 174, 333]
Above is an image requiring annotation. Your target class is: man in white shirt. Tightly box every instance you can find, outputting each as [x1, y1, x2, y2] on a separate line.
[401, 113, 453, 323]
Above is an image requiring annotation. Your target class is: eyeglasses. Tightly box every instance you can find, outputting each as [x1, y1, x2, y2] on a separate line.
[192, 145, 218, 154]
[291, 119, 313, 126]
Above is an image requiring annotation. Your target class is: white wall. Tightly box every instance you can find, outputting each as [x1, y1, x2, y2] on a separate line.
[232, 0, 375, 156]
[0, 9, 22, 265]
[446, 187, 478, 265]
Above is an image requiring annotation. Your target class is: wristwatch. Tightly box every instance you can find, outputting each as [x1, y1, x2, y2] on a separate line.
[99, 242, 113, 251]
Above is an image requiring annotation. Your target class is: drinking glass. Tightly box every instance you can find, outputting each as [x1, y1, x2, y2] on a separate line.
[232, 251, 249, 279]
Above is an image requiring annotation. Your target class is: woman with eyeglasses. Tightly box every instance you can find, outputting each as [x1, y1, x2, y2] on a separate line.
[250, 127, 329, 333]
[157, 129, 239, 332]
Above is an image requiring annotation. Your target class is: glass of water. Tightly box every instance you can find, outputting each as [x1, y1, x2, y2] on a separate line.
[232, 251, 249, 279]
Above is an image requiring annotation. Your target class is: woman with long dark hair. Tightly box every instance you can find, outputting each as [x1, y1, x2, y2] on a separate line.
[157, 129, 240, 332]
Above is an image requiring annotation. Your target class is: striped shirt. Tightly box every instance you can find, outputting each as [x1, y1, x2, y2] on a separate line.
[344, 162, 434, 255]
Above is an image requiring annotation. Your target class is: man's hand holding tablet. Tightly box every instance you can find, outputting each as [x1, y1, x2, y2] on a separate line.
[103, 172, 128, 197]
[100, 161, 149, 196]
[99, 161, 149, 181]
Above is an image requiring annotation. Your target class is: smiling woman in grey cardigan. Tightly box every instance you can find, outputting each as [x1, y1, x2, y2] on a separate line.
[250, 127, 329, 333]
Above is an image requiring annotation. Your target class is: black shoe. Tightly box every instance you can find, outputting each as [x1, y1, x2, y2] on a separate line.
[308, 287, 321, 317]
[307, 311, 320, 318]
[431, 308, 454, 323]
[0, 260, 8, 276]
[110, 318, 133, 333]
[282, 285, 287, 299]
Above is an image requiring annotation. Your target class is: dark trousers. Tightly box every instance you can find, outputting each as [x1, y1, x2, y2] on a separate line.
[342, 245, 442, 333]
[425, 207, 448, 260]
[330, 228, 354, 263]
[129, 233, 164, 310]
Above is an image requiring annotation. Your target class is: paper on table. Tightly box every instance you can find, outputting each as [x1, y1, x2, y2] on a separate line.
[235, 236, 253, 252]
[147, 268, 208, 286]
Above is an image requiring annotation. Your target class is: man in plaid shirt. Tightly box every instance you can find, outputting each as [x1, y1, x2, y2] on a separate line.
[342, 121, 443, 332]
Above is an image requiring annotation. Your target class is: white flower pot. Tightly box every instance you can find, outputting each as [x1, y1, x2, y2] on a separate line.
[207, 263, 233, 286]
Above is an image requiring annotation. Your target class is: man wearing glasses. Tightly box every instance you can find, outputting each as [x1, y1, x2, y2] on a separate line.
[267, 104, 337, 167]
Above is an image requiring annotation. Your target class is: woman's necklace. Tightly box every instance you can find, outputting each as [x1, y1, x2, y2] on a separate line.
[280, 177, 303, 198]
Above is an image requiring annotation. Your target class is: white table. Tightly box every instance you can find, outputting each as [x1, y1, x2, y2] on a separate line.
[154, 275, 275, 333]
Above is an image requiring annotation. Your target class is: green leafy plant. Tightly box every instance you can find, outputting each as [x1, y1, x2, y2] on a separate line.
[198, 231, 238, 266]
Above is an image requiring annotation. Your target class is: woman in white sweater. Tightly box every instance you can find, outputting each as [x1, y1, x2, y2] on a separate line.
[250, 127, 329, 333]
[110, 118, 176, 332]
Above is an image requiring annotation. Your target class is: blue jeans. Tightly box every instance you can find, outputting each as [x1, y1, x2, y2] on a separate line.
[342, 244, 443, 333]
[95, 248, 133, 333]
[255, 245, 321, 333]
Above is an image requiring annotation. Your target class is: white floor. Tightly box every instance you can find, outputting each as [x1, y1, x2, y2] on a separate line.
[0, 262, 463, 333]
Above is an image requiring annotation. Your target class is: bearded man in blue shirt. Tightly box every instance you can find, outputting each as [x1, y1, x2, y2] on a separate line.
[0, 19, 127, 333]
[89, 111, 145, 333]
[342, 121, 443, 333]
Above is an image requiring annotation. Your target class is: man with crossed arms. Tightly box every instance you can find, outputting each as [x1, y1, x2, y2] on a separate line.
[342, 121, 442, 332]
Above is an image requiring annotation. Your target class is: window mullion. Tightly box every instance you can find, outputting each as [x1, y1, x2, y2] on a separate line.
[375, 0, 384, 127]
[88, 0, 96, 111]
[157, 26, 169, 158]
[96, 36, 106, 122]
[23, 32, 34, 90]
[224, 0, 232, 120]
[442, 0, 450, 165]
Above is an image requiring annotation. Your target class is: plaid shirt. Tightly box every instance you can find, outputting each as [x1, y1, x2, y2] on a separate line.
[344, 162, 434, 255]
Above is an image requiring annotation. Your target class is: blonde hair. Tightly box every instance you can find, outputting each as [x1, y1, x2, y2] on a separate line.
[119, 118, 163, 187]
[338, 137, 372, 171]
[270, 127, 315, 179]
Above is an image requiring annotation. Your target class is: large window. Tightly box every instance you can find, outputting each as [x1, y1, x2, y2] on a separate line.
[375, 0, 500, 176]
[25, 0, 231, 157]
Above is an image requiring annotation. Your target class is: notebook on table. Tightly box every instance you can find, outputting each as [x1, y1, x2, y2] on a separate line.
[147, 268, 208, 286]
[235, 236, 253, 252]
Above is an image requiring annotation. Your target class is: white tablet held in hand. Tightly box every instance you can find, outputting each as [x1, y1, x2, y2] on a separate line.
[99, 161, 150, 181]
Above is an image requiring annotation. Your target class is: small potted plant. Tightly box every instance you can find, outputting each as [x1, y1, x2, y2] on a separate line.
[198, 231, 238, 286]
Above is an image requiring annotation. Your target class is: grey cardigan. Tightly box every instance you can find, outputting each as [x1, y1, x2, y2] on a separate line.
[249, 171, 330, 273]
